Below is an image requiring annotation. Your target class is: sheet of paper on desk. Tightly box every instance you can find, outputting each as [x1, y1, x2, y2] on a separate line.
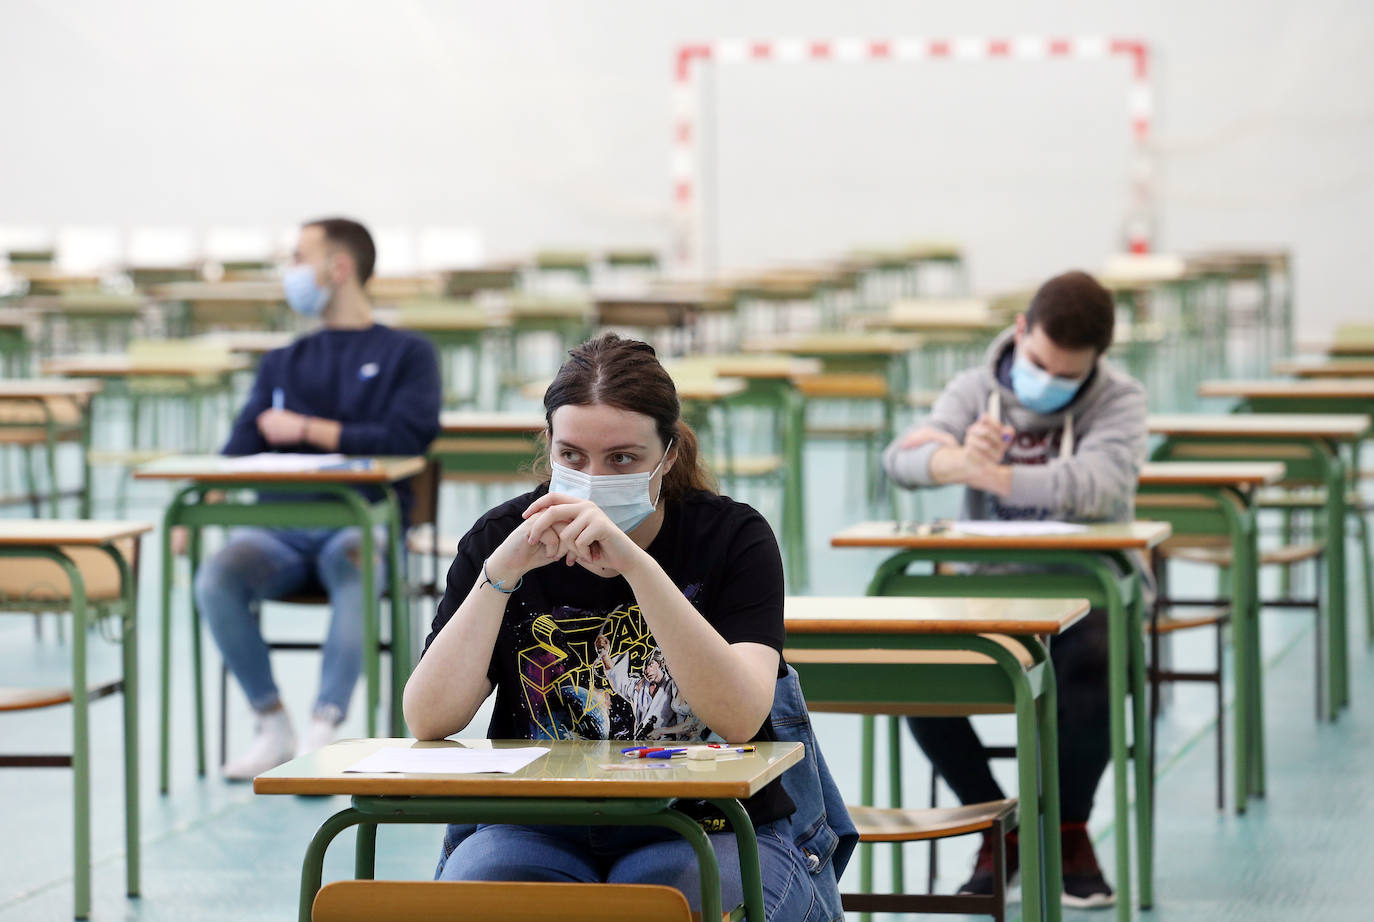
[221, 453, 347, 472]
[343, 746, 550, 775]
[950, 521, 1088, 536]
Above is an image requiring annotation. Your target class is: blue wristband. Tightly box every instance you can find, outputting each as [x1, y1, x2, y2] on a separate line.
[481, 560, 522, 595]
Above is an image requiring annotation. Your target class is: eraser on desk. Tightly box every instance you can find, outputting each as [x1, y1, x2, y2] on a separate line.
[686, 747, 717, 761]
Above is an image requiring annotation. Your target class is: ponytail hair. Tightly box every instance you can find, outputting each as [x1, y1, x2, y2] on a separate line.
[533, 333, 717, 501]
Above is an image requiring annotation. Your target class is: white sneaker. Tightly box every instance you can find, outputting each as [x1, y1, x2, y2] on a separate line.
[223, 709, 295, 781]
[301, 716, 339, 756]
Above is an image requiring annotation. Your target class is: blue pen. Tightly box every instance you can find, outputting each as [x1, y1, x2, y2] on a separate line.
[644, 749, 688, 759]
[272, 387, 284, 411]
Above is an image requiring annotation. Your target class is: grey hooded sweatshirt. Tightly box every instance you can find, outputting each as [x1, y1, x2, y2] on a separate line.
[883, 327, 1148, 524]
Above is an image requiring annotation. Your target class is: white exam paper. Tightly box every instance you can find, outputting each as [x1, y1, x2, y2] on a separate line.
[950, 520, 1088, 537]
[221, 453, 347, 473]
[343, 746, 550, 775]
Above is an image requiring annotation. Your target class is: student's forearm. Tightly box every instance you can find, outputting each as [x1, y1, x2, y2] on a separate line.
[402, 576, 506, 739]
[927, 446, 972, 485]
[302, 416, 342, 451]
[966, 464, 1013, 498]
[621, 555, 775, 741]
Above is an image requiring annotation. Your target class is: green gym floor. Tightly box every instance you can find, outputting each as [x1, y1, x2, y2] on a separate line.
[2, 337, 1369, 921]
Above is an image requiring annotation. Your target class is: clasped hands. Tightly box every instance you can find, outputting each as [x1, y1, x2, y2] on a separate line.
[899, 413, 1013, 483]
[487, 493, 644, 583]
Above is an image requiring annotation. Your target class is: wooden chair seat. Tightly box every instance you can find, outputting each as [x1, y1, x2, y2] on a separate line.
[1255, 487, 1366, 509]
[1158, 537, 1324, 568]
[0, 397, 83, 426]
[312, 880, 694, 922]
[1147, 607, 1230, 634]
[793, 372, 889, 400]
[849, 798, 1017, 843]
[0, 539, 133, 605]
[0, 679, 123, 712]
[805, 422, 886, 438]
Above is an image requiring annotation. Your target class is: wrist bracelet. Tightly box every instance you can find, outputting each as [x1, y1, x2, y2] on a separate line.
[481, 560, 522, 594]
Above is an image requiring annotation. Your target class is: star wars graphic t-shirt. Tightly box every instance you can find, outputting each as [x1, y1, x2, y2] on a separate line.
[424, 486, 795, 828]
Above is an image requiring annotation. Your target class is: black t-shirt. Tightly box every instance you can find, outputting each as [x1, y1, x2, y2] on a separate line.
[423, 486, 796, 828]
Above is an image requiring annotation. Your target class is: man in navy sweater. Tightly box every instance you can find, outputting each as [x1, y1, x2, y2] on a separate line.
[195, 218, 441, 779]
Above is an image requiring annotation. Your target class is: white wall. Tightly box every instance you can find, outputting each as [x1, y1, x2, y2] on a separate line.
[2, 0, 1370, 336]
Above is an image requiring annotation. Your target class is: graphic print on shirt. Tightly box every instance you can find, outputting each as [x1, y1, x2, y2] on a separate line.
[988, 426, 1063, 521]
[515, 587, 706, 742]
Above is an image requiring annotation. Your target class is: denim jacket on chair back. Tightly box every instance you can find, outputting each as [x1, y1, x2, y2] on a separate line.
[771, 664, 858, 921]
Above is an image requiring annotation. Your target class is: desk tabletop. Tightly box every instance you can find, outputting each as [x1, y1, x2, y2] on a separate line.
[1198, 378, 1374, 399]
[0, 378, 103, 398]
[26, 293, 147, 312]
[831, 520, 1172, 551]
[195, 331, 294, 355]
[151, 281, 285, 303]
[1138, 461, 1286, 487]
[42, 354, 251, 377]
[1148, 413, 1371, 440]
[440, 411, 546, 435]
[866, 298, 1003, 332]
[666, 354, 824, 380]
[254, 738, 803, 799]
[742, 332, 923, 356]
[132, 454, 426, 484]
[1273, 358, 1374, 378]
[675, 377, 747, 401]
[784, 595, 1090, 635]
[0, 519, 153, 546]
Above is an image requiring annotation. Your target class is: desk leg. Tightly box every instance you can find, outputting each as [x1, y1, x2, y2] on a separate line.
[355, 823, 377, 880]
[1325, 452, 1349, 716]
[1103, 575, 1134, 922]
[360, 524, 379, 737]
[159, 508, 175, 794]
[189, 528, 207, 777]
[67, 557, 93, 920]
[1230, 520, 1251, 811]
[1037, 650, 1064, 922]
[1246, 509, 1267, 797]
[386, 494, 408, 736]
[782, 388, 807, 594]
[711, 798, 765, 922]
[111, 542, 142, 897]
[1128, 589, 1154, 909]
[1013, 667, 1044, 922]
[300, 808, 366, 922]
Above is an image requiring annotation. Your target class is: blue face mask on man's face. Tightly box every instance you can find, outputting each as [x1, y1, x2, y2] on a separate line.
[283, 263, 331, 316]
[1010, 348, 1088, 414]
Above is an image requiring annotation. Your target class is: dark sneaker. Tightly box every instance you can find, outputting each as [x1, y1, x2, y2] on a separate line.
[957, 830, 1019, 896]
[1060, 823, 1116, 909]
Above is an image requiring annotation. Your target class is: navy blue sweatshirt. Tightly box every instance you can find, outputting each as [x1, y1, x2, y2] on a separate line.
[222, 324, 441, 525]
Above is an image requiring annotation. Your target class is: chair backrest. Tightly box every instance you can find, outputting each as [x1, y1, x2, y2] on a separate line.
[311, 880, 693, 922]
[408, 456, 442, 532]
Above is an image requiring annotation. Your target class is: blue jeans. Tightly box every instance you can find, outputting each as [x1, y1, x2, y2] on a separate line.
[436, 821, 822, 921]
[194, 527, 386, 720]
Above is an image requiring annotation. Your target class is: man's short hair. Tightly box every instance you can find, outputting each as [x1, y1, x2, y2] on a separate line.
[305, 217, 376, 285]
[1025, 270, 1115, 353]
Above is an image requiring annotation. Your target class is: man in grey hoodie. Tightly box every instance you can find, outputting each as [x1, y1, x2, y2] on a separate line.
[882, 270, 1147, 909]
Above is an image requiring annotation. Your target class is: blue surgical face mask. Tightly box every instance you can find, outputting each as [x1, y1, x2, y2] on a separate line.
[549, 439, 674, 534]
[1010, 349, 1087, 414]
[283, 263, 331, 316]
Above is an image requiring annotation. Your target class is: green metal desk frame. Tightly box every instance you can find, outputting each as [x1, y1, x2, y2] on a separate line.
[786, 630, 1063, 922]
[1151, 433, 1350, 718]
[295, 795, 760, 922]
[0, 543, 139, 919]
[0, 393, 93, 518]
[1136, 484, 1263, 810]
[1227, 394, 1373, 649]
[857, 547, 1152, 921]
[158, 483, 407, 793]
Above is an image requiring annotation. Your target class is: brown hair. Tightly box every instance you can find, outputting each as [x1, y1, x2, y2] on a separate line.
[1025, 270, 1115, 353]
[304, 217, 377, 285]
[534, 333, 716, 501]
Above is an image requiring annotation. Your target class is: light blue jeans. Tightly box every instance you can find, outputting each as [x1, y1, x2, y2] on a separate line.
[436, 820, 824, 921]
[194, 527, 386, 721]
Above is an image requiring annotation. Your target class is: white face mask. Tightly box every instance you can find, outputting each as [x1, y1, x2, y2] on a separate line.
[549, 439, 674, 534]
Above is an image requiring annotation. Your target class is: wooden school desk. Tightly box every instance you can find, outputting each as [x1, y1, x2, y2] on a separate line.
[1272, 358, 1374, 379]
[0, 519, 150, 918]
[151, 280, 289, 334]
[1136, 461, 1284, 810]
[393, 300, 508, 407]
[133, 454, 424, 793]
[785, 595, 1092, 922]
[1148, 414, 1370, 718]
[0, 378, 101, 516]
[256, 738, 803, 922]
[831, 520, 1173, 920]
